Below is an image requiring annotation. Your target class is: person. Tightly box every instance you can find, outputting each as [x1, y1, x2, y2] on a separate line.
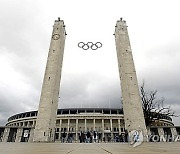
[125, 130, 128, 142]
[107, 135, 111, 142]
[0, 133, 3, 142]
[93, 131, 97, 143]
[69, 132, 73, 143]
[98, 133, 101, 142]
[86, 131, 91, 143]
[67, 132, 73, 143]
[121, 134, 125, 142]
[103, 136, 106, 143]
[114, 134, 119, 142]
[90, 131, 93, 143]
[62, 132, 66, 143]
[79, 132, 82, 143]
[82, 132, 85, 143]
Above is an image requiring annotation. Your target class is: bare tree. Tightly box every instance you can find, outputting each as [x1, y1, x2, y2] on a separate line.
[140, 83, 178, 126]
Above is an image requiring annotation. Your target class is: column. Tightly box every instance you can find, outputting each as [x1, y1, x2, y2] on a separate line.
[171, 127, 177, 136]
[147, 127, 151, 136]
[158, 127, 164, 137]
[2, 128, 10, 142]
[118, 119, 121, 135]
[114, 19, 147, 141]
[59, 119, 62, 140]
[28, 128, 34, 142]
[85, 119, 87, 132]
[15, 128, 23, 142]
[67, 119, 70, 134]
[27, 121, 30, 127]
[33, 120, 35, 127]
[93, 119, 96, 131]
[102, 119, 104, 138]
[110, 119, 113, 141]
[33, 18, 66, 142]
[76, 119, 78, 142]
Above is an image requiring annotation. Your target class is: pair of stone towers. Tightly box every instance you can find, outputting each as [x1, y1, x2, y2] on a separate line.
[33, 18, 147, 142]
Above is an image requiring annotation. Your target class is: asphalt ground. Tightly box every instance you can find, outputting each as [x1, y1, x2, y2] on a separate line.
[0, 142, 180, 154]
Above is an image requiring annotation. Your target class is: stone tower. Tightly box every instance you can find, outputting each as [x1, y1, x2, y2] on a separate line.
[114, 18, 147, 141]
[33, 18, 66, 142]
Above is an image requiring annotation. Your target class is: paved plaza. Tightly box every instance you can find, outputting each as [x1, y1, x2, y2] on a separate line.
[0, 142, 180, 154]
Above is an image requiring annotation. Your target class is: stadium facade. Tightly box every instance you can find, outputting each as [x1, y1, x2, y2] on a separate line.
[0, 108, 178, 143]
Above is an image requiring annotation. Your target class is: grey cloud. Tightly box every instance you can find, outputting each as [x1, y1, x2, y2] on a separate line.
[59, 72, 122, 109]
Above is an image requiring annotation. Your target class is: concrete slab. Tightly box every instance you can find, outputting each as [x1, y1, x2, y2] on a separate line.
[0, 143, 180, 154]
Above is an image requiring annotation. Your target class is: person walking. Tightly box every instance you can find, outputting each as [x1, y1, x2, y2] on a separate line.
[62, 132, 66, 143]
[86, 131, 91, 143]
[93, 131, 97, 143]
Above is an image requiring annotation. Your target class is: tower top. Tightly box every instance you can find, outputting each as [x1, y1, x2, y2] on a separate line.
[55, 17, 64, 24]
[116, 17, 127, 26]
[54, 17, 66, 35]
[114, 18, 127, 35]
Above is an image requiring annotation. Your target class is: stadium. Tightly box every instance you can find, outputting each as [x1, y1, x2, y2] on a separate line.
[1, 107, 177, 143]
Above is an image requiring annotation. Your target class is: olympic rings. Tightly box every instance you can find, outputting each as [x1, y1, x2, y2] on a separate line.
[78, 42, 102, 50]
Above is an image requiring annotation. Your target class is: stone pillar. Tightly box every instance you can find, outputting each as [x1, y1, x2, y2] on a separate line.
[114, 18, 147, 141]
[15, 128, 23, 142]
[28, 128, 34, 142]
[67, 119, 70, 134]
[33, 18, 66, 142]
[118, 119, 121, 135]
[85, 119, 87, 132]
[102, 119, 104, 138]
[147, 127, 151, 136]
[27, 121, 29, 127]
[32, 121, 34, 127]
[76, 119, 78, 142]
[171, 127, 177, 136]
[110, 119, 113, 141]
[93, 119, 96, 131]
[158, 127, 164, 136]
[59, 119, 62, 140]
[3, 127, 10, 142]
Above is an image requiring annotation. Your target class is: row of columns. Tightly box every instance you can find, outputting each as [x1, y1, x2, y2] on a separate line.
[10, 112, 37, 121]
[57, 118, 122, 141]
[1, 126, 179, 142]
[9, 120, 36, 127]
[1, 127, 33, 143]
[157, 127, 178, 136]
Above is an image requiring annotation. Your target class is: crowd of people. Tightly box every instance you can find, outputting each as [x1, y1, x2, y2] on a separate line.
[61, 131, 128, 143]
[79, 131, 99, 143]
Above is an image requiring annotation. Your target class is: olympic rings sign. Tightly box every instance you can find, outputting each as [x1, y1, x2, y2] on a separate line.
[78, 42, 102, 50]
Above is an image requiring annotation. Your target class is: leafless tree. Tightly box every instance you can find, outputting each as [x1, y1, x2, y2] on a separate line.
[140, 83, 178, 126]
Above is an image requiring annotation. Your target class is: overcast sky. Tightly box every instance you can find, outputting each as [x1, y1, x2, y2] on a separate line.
[0, 0, 180, 125]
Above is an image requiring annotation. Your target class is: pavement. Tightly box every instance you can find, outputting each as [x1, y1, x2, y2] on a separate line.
[0, 142, 180, 154]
